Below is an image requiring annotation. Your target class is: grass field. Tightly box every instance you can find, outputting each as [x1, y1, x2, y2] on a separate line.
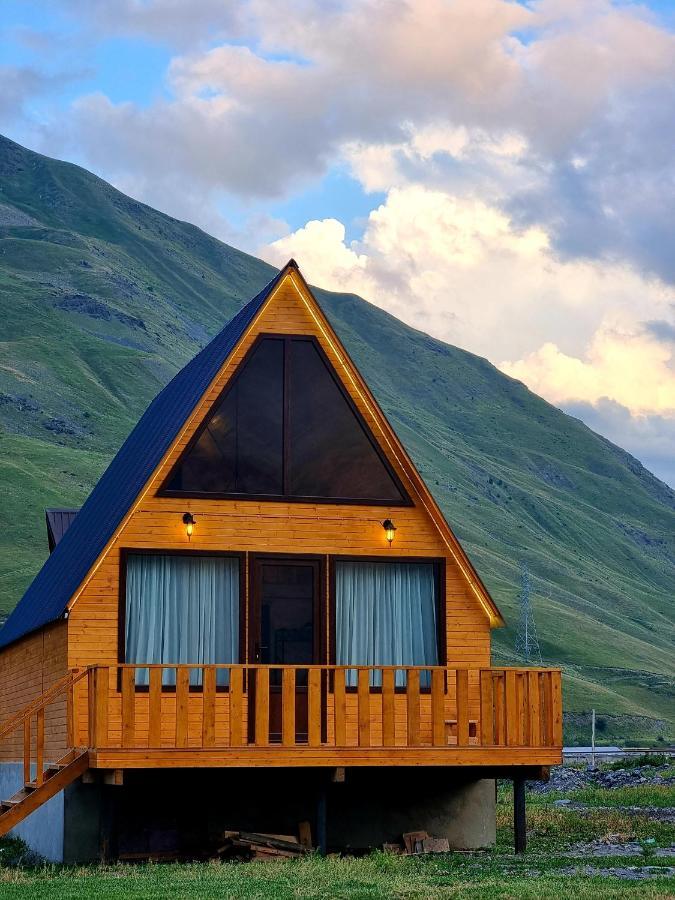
[1, 774, 673, 898]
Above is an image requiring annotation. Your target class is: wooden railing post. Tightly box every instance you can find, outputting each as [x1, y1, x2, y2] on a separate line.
[551, 671, 563, 747]
[406, 669, 420, 747]
[382, 668, 395, 747]
[333, 668, 346, 747]
[357, 669, 371, 747]
[308, 669, 321, 747]
[202, 666, 216, 748]
[431, 669, 445, 746]
[175, 666, 190, 748]
[121, 667, 136, 748]
[230, 667, 244, 747]
[505, 670, 519, 746]
[148, 668, 163, 748]
[35, 708, 44, 786]
[479, 670, 494, 746]
[255, 668, 269, 746]
[527, 671, 541, 747]
[282, 668, 296, 747]
[23, 718, 31, 785]
[456, 669, 470, 747]
[91, 666, 109, 749]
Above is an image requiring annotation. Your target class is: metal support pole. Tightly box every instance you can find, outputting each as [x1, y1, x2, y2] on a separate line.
[591, 708, 596, 769]
[316, 784, 327, 856]
[513, 778, 526, 854]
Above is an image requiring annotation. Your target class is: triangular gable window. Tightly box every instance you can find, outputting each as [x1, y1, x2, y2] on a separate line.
[162, 336, 409, 504]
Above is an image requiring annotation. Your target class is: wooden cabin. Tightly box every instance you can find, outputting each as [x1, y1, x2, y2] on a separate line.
[0, 261, 562, 861]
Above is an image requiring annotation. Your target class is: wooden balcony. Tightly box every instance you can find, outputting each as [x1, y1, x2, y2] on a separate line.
[74, 665, 562, 770]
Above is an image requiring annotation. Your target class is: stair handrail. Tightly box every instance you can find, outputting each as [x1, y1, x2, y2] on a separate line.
[0, 666, 90, 742]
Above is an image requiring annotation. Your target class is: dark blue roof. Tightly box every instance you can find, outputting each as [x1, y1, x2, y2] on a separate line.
[0, 263, 292, 649]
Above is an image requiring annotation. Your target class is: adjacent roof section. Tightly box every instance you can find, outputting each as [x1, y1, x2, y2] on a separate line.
[0, 262, 292, 649]
[45, 509, 79, 553]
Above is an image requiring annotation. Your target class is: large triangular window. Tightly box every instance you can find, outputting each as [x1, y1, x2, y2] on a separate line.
[162, 336, 409, 504]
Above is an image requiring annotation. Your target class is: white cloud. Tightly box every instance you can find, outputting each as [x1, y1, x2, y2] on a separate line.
[262, 185, 675, 477]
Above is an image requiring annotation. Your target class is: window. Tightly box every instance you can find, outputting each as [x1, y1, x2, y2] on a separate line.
[162, 336, 408, 504]
[124, 553, 240, 685]
[334, 560, 439, 685]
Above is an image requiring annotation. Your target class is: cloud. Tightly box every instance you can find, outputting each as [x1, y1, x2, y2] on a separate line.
[0, 66, 81, 123]
[55, 0, 245, 48]
[39, 0, 674, 288]
[262, 184, 675, 484]
[262, 185, 674, 365]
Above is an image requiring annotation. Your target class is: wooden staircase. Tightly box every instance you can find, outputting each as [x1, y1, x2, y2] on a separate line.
[0, 667, 91, 837]
[0, 749, 89, 836]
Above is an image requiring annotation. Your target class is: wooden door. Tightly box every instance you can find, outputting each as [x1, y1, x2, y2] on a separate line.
[249, 556, 323, 742]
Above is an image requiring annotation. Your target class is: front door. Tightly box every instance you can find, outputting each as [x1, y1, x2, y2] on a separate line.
[249, 556, 322, 742]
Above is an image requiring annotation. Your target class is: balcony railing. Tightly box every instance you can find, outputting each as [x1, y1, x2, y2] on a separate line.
[77, 665, 562, 755]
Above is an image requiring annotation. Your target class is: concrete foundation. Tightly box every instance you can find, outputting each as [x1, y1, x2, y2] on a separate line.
[2, 766, 496, 862]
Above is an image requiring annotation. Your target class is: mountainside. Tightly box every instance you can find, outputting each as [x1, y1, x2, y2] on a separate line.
[0, 134, 673, 744]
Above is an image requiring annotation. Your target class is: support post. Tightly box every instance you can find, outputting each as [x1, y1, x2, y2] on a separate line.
[513, 778, 526, 854]
[316, 784, 327, 856]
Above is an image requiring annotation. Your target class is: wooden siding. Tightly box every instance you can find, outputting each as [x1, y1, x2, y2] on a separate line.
[67, 276, 490, 680]
[0, 622, 68, 762]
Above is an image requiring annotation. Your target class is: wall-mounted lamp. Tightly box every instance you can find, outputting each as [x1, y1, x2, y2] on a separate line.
[382, 519, 396, 546]
[182, 512, 196, 541]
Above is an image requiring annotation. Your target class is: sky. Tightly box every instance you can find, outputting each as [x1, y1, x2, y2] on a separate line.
[1, 0, 674, 487]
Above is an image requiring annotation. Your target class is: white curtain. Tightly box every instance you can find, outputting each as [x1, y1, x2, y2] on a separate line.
[125, 554, 239, 685]
[335, 561, 438, 685]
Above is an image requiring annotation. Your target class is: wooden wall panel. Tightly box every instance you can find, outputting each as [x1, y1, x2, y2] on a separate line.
[0, 622, 68, 762]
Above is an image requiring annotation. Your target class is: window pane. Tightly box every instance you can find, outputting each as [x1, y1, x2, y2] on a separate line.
[166, 338, 283, 495]
[288, 339, 405, 501]
[335, 561, 438, 686]
[125, 554, 240, 686]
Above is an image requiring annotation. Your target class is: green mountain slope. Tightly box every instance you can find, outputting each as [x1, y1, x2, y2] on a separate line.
[0, 134, 673, 744]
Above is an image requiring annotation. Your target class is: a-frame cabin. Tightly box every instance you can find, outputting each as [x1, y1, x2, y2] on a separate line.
[0, 262, 561, 861]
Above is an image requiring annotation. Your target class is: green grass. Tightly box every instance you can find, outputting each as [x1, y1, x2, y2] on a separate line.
[529, 786, 675, 809]
[1, 853, 674, 899]
[0, 133, 673, 744]
[1, 782, 674, 898]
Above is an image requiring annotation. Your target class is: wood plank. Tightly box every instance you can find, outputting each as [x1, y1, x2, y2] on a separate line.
[479, 670, 493, 746]
[93, 667, 109, 748]
[308, 669, 321, 748]
[91, 745, 563, 769]
[202, 667, 216, 748]
[431, 669, 445, 747]
[333, 669, 346, 747]
[148, 668, 162, 748]
[121, 668, 136, 748]
[282, 669, 295, 747]
[255, 668, 269, 747]
[230, 668, 244, 747]
[357, 670, 370, 747]
[527, 671, 541, 747]
[406, 669, 420, 747]
[516, 673, 526, 746]
[541, 672, 554, 747]
[551, 671, 563, 747]
[66, 684, 74, 749]
[382, 669, 396, 747]
[175, 667, 190, 748]
[505, 671, 518, 747]
[23, 719, 30, 784]
[456, 669, 469, 747]
[494, 673, 506, 745]
[35, 709, 44, 786]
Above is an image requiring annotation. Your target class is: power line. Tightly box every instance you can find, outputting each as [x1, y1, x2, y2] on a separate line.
[515, 561, 542, 664]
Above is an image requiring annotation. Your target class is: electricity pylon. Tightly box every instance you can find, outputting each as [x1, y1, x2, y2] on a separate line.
[515, 561, 542, 664]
